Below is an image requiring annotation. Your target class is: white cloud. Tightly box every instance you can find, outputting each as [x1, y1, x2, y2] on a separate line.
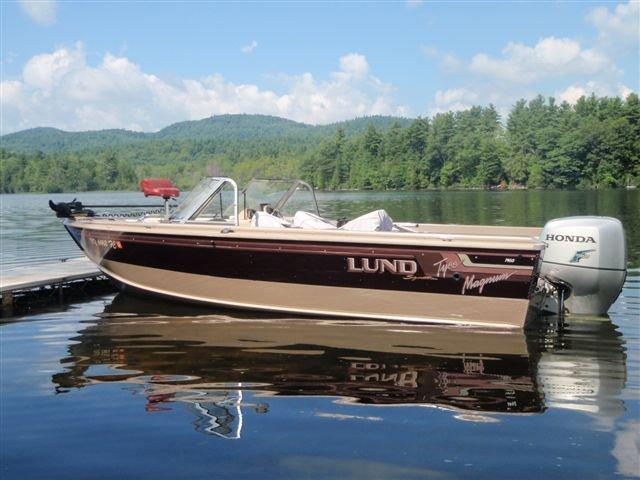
[423, 2, 636, 119]
[18, 0, 57, 25]
[23, 42, 84, 90]
[429, 87, 486, 116]
[556, 81, 634, 104]
[470, 36, 615, 83]
[0, 44, 408, 133]
[433, 88, 479, 112]
[428, 80, 636, 120]
[335, 53, 369, 80]
[241, 40, 258, 55]
[587, 1, 640, 51]
[427, 86, 532, 120]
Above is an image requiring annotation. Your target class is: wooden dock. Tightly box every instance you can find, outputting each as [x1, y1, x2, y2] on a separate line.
[1, 258, 114, 313]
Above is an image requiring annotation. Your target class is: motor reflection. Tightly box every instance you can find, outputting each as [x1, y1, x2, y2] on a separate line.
[52, 293, 627, 439]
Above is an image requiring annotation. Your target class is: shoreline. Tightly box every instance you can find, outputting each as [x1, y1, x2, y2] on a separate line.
[2, 185, 638, 195]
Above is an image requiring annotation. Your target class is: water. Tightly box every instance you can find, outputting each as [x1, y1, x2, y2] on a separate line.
[1, 189, 639, 479]
[1, 191, 164, 269]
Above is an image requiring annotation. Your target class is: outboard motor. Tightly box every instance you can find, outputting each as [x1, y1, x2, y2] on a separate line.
[539, 216, 626, 315]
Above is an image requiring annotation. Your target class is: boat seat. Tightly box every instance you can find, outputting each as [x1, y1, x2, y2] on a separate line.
[339, 209, 394, 232]
[251, 211, 293, 228]
[253, 209, 401, 233]
[293, 211, 337, 230]
[139, 178, 180, 199]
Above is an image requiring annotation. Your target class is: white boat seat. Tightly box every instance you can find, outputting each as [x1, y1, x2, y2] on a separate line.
[253, 209, 398, 233]
[251, 211, 293, 228]
[293, 211, 337, 230]
[339, 209, 394, 232]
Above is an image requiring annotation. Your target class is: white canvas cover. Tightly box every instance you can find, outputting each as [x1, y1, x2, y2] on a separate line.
[339, 209, 394, 232]
[293, 211, 337, 230]
[251, 211, 292, 228]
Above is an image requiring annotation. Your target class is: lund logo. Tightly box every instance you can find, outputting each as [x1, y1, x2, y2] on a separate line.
[545, 234, 596, 243]
[347, 257, 418, 275]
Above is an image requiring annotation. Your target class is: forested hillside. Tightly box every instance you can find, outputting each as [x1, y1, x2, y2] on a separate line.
[1, 114, 412, 153]
[1, 94, 638, 193]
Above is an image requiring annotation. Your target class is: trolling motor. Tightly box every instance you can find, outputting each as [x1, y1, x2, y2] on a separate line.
[139, 178, 181, 220]
[48, 198, 95, 218]
[48, 179, 180, 220]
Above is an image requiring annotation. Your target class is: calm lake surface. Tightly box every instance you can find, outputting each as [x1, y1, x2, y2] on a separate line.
[1, 189, 639, 479]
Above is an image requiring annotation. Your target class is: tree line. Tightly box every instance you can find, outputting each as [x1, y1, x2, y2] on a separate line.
[1, 93, 638, 194]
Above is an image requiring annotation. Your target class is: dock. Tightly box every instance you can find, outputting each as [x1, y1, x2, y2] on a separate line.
[1, 258, 116, 314]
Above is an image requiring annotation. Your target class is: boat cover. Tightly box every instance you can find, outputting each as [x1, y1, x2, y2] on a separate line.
[293, 211, 336, 230]
[339, 209, 395, 232]
[251, 211, 292, 228]
[251, 209, 395, 232]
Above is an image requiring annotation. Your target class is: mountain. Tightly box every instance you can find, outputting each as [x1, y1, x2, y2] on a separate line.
[1, 114, 412, 154]
[0, 127, 150, 153]
[154, 114, 313, 141]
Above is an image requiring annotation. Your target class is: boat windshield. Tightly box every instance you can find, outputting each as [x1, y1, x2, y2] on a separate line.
[241, 179, 319, 217]
[170, 177, 238, 224]
[169, 177, 317, 224]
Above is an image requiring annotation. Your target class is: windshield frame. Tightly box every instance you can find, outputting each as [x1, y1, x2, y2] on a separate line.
[240, 178, 319, 217]
[170, 177, 239, 225]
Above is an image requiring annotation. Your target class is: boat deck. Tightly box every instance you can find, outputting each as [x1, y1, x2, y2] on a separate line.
[72, 218, 546, 251]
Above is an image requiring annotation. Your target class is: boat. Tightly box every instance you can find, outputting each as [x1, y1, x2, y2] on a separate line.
[49, 177, 627, 329]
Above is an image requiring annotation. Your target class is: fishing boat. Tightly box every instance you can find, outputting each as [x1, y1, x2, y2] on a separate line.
[49, 177, 627, 328]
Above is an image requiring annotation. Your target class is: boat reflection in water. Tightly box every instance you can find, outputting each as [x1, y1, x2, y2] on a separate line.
[52, 293, 627, 439]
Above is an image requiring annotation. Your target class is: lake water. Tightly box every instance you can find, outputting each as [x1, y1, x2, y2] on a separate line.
[1, 189, 639, 479]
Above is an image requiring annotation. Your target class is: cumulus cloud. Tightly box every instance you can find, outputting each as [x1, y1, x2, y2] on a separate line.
[470, 36, 615, 83]
[0, 44, 408, 133]
[241, 40, 258, 55]
[587, 1, 640, 51]
[555, 81, 633, 104]
[424, 2, 636, 120]
[428, 80, 635, 120]
[427, 87, 523, 120]
[335, 53, 369, 81]
[18, 0, 57, 25]
[431, 88, 480, 114]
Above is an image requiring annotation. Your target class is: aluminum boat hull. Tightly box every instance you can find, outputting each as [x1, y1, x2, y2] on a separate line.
[65, 219, 543, 328]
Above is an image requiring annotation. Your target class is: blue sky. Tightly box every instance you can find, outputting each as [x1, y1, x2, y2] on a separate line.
[1, 1, 638, 133]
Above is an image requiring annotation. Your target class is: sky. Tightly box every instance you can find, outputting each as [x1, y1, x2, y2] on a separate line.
[0, 0, 638, 134]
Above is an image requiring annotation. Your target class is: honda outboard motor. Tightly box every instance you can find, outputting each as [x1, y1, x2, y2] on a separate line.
[539, 217, 626, 315]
